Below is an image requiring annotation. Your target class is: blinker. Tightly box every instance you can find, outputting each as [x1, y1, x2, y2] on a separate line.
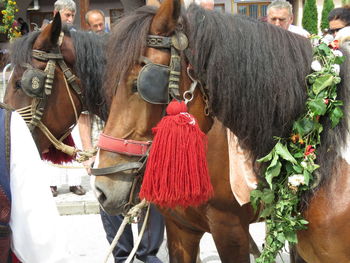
[21, 68, 47, 98]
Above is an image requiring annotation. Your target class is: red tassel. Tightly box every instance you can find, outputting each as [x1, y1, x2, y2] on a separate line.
[11, 252, 20, 263]
[139, 100, 213, 208]
[42, 134, 75, 164]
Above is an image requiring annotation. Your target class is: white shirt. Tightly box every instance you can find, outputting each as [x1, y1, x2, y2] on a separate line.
[289, 25, 310, 38]
[9, 111, 73, 263]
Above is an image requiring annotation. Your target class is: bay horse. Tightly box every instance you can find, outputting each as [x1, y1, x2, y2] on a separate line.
[91, 1, 343, 262]
[4, 13, 107, 159]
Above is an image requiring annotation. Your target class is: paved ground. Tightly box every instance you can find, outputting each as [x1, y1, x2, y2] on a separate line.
[61, 214, 291, 263]
[56, 177, 290, 263]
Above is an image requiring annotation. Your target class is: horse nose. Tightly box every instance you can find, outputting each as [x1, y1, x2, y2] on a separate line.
[94, 176, 134, 215]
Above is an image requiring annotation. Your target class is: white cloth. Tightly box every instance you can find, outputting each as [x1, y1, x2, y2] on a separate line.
[227, 129, 258, 206]
[335, 26, 350, 41]
[289, 25, 310, 38]
[9, 111, 73, 263]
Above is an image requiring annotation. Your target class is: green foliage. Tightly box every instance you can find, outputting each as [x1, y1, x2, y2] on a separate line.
[0, 0, 20, 39]
[321, 0, 335, 31]
[250, 36, 345, 263]
[302, 0, 318, 34]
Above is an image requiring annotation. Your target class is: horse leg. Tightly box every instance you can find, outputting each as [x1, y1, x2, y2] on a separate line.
[164, 217, 204, 263]
[209, 210, 250, 263]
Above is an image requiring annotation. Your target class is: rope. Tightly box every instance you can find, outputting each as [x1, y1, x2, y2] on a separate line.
[125, 204, 150, 263]
[75, 147, 98, 163]
[103, 199, 149, 263]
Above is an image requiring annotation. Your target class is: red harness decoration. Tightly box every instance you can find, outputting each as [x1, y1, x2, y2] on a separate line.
[139, 100, 213, 208]
[98, 134, 151, 156]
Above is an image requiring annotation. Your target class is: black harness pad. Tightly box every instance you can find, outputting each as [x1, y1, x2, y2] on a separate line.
[21, 68, 47, 98]
[137, 63, 170, 104]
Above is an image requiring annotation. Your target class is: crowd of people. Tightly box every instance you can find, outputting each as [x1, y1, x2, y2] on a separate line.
[3, 0, 350, 262]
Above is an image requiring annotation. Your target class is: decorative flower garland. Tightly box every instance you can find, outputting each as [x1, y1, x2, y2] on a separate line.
[250, 35, 345, 263]
[0, 0, 20, 39]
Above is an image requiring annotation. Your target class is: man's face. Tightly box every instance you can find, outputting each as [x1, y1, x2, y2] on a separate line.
[88, 13, 105, 34]
[267, 7, 293, 30]
[59, 9, 75, 24]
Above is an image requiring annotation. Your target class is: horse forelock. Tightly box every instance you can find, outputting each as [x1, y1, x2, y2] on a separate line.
[103, 6, 158, 107]
[185, 4, 313, 164]
[10, 31, 41, 65]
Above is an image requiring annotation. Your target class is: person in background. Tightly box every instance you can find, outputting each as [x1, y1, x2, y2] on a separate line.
[266, 0, 310, 38]
[48, 0, 86, 196]
[78, 9, 107, 175]
[328, 5, 350, 39]
[0, 103, 73, 262]
[85, 9, 106, 34]
[17, 18, 29, 35]
[53, 0, 76, 25]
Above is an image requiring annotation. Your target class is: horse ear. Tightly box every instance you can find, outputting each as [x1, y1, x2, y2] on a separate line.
[50, 12, 62, 45]
[35, 12, 62, 50]
[150, 0, 182, 35]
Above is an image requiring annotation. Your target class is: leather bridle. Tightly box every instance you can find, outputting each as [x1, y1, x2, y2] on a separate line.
[91, 30, 210, 212]
[16, 33, 84, 157]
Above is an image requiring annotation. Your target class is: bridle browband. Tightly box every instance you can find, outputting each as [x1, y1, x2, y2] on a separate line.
[16, 33, 85, 157]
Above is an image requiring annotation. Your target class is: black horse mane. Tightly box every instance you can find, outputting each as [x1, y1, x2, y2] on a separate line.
[185, 5, 312, 161]
[10, 27, 107, 120]
[185, 5, 350, 191]
[104, 3, 350, 191]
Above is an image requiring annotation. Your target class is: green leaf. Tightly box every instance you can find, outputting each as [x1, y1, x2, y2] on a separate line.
[261, 189, 275, 204]
[293, 165, 303, 173]
[277, 232, 286, 243]
[308, 98, 327, 115]
[317, 43, 331, 55]
[293, 119, 314, 136]
[299, 219, 309, 225]
[334, 55, 345, 65]
[265, 154, 282, 189]
[285, 230, 298, 243]
[258, 151, 274, 163]
[312, 74, 334, 95]
[330, 107, 343, 128]
[303, 170, 311, 186]
[259, 205, 274, 218]
[275, 142, 297, 164]
[250, 189, 263, 211]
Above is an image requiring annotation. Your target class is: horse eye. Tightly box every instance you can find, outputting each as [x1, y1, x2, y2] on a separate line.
[15, 80, 22, 90]
[131, 79, 138, 93]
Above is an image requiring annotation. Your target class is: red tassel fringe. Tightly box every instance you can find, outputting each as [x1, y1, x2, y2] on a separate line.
[139, 100, 213, 208]
[42, 134, 75, 164]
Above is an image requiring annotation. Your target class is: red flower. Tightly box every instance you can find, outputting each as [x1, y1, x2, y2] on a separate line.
[324, 98, 329, 105]
[304, 145, 315, 156]
[329, 40, 339, 49]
